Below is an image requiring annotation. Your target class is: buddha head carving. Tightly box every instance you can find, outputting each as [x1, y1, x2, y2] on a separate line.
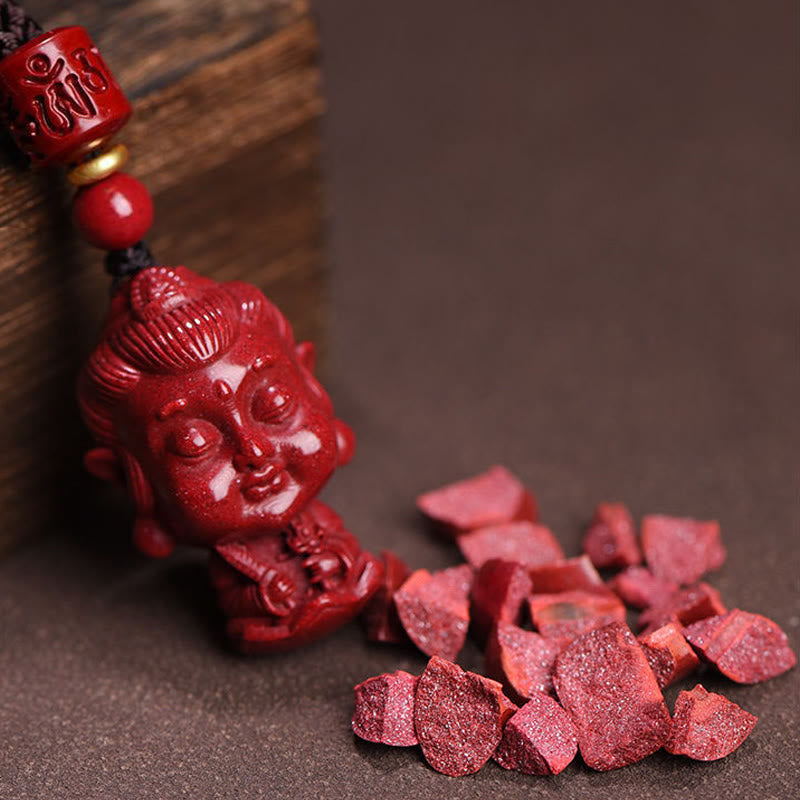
[78, 266, 355, 557]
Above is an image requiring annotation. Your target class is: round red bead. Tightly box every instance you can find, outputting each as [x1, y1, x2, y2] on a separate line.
[72, 172, 154, 250]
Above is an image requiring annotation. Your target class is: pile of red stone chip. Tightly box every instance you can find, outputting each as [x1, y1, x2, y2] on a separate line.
[353, 466, 796, 777]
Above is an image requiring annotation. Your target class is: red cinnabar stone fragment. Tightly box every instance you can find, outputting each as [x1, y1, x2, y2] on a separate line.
[361, 550, 412, 643]
[608, 566, 678, 610]
[641, 515, 726, 585]
[470, 559, 532, 645]
[494, 691, 578, 775]
[416, 466, 537, 539]
[457, 521, 564, 570]
[665, 684, 757, 761]
[638, 622, 700, 689]
[638, 582, 727, 634]
[583, 502, 641, 569]
[529, 590, 627, 649]
[529, 555, 610, 596]
[553, 623, 672, 771]
[684, 609, 797, 684]
[414, 656, 516, 776]
[352, 671, 419, 746]
[485, 621, 560, 701]
[394, 565, 473, 660]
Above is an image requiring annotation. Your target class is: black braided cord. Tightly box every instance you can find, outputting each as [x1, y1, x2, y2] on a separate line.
[0, 0, 41, 59]
[106, 242, 156, 293]
[1, 1, 157, 288]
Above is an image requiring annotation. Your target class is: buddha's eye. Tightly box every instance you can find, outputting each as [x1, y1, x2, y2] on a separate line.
[166, 419, 221, 459]
[252, 383, 296, 424]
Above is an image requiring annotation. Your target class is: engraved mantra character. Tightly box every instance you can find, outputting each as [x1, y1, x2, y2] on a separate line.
[0, 26, 133, 165]
[20, 47, 110, 137]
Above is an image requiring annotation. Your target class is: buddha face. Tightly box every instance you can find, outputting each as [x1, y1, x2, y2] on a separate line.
[115, 330, 345, 546]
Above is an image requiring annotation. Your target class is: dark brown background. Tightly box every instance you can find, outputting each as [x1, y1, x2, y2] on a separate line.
[1, 1, 798, 798]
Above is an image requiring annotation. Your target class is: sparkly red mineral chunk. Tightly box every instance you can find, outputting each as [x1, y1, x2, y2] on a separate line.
[361, 550, 412, 643]
[684, 609, 797, 684]
[414, 656, 516, 776]
[484, 621, 560, 702]
[582, 502, 641, 569]
[638, 622, 700, 688]
[665, 684, 757, 760]
[457, 521, 563, 570]
[416, 465, 538, 539]
[553, 622, 672, 771]
[641, 514, 726, 585]
[529, 555, 610, 596]
[638, 582, 727, 634]
[529, 590, 627, 649]
[394, 565, 474, 660]
[352, 670, 419, 746]
[493, 691, 578, 775]
[470, 559, 533, 645]
[608, 566, 678, 610]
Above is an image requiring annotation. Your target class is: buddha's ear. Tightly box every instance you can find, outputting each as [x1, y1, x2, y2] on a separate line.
[334, 419, 356, 466]
[120, 452, 176, 559]
[295, 341, 316, 373]
[133, 518, 175, 559]
[84, 447, 124, 485]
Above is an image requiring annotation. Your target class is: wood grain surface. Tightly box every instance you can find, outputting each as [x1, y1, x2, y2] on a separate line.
[0, 2, 326, 552]
[30, 0, 306, 97]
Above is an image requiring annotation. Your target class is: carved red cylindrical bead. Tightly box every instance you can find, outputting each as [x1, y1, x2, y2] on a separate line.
[0, 26, 132, 166]
[72, 172, 153, 250]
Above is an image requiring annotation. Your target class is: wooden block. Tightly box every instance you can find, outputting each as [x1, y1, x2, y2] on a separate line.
[0, 2, 327, 552]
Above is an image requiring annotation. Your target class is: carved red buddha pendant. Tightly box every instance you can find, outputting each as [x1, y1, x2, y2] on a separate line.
[78, 265, 382, 653]
[0, 9, 381, 652]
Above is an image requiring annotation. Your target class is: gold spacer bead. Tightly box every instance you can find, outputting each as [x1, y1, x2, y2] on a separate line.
[68, 143, 129, 186]
[82, 137, 112, 155]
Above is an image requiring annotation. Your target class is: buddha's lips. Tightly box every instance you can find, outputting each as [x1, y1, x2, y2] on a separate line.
[241, 466, 289, 501]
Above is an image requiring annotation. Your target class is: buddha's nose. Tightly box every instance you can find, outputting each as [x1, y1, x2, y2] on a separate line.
[233, 438, 274, 472]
